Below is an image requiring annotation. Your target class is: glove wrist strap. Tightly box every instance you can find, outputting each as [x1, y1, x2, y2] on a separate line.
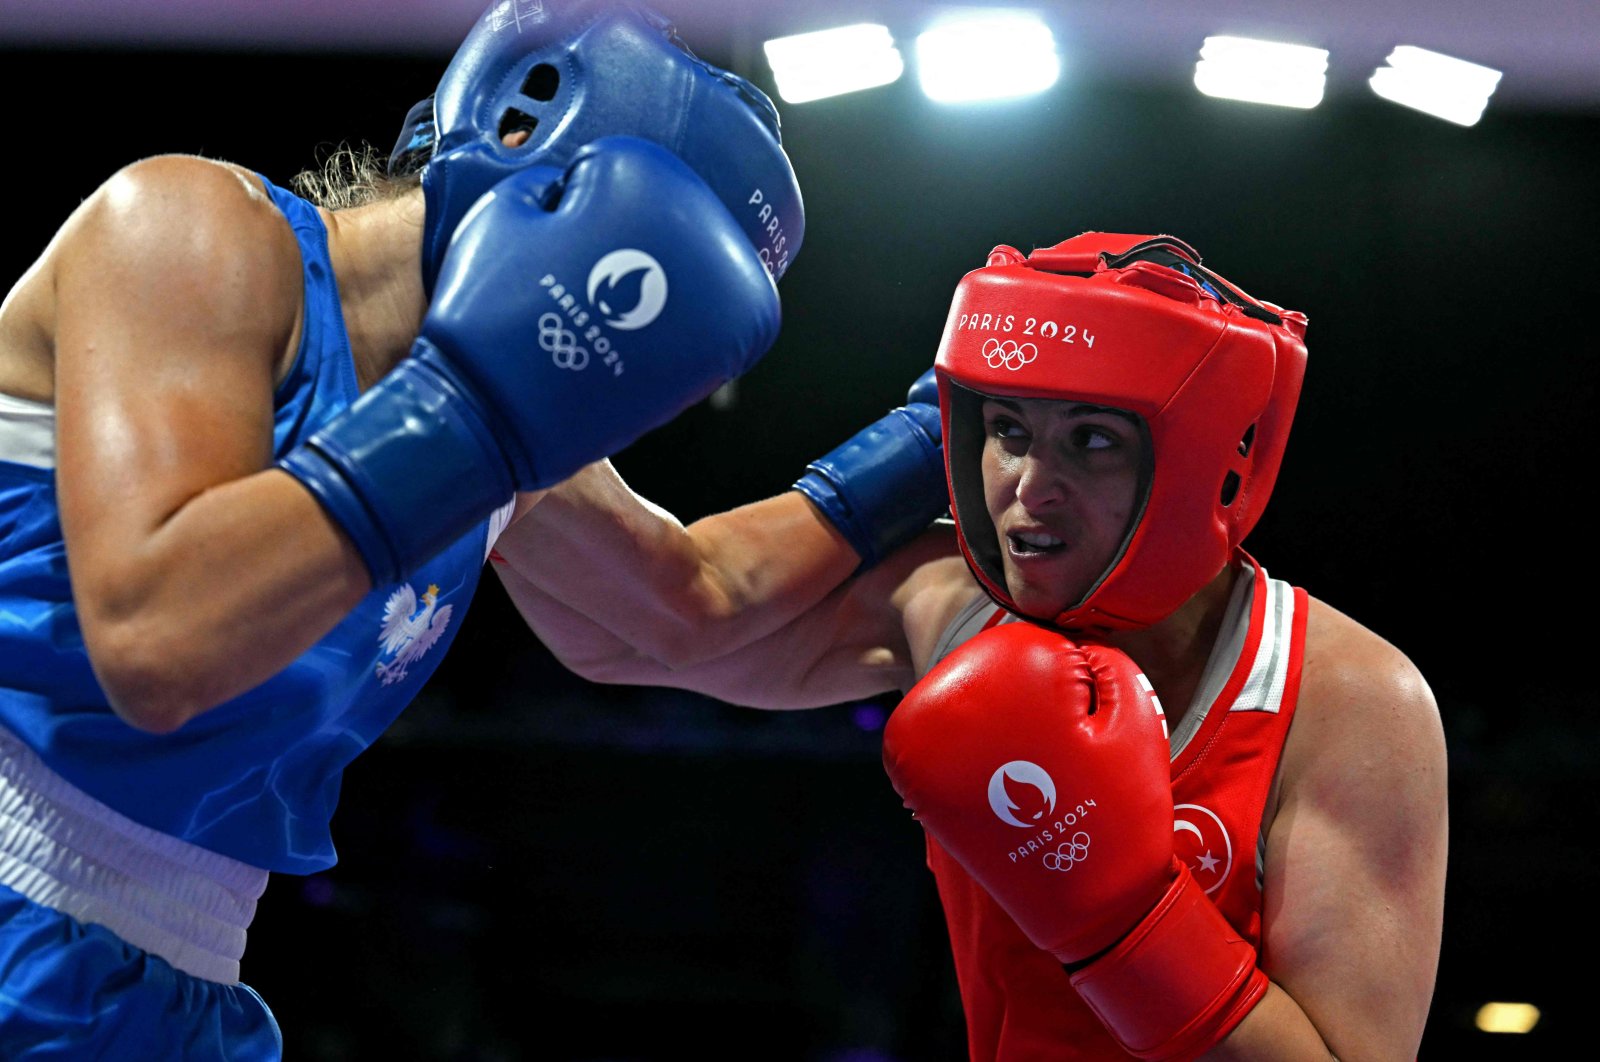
[792, 407, 947, 569]
[1068, 859, 1269, 1062]
[279, 349, 514, 586]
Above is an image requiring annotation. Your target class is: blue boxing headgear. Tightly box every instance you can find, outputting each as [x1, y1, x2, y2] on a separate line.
[392, 0, 804, 293]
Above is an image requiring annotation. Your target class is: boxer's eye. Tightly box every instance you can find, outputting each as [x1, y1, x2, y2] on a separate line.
[986, 415, 1026, 441]
[1071, 426, 1117, 451]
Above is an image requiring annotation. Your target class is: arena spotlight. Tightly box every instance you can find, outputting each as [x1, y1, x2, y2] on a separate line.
[762, 23, 905, 104]
[1369, 46, 1502, 127]
[1475, 1002, 1541, 1034]
[1194, 35, 1328, 109]
[915, 13, 1060, 103]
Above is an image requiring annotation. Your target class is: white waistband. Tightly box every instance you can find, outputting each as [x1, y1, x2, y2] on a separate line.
[0, 725, 269, 984]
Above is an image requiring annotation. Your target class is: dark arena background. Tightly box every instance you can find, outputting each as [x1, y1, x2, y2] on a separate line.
[3, 1, 1595, 1059]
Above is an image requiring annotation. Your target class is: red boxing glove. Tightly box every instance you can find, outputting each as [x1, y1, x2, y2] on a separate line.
[883, 623, 1267, 1061]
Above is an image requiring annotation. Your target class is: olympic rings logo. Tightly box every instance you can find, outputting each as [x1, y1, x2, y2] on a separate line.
[539, 313, 590, 371]
[1041, 831, 1091, 872]
[981, 338, 1038, 371]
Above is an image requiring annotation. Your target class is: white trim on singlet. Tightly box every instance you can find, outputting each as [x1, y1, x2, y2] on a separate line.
[1168, 567, 1255, 756]
[1171, 561, 1297, 752]
[485, 495, 517, 561]
[0, 391, 54, 470]
[0, 725, 268, 984]
[1233, 571, 1296, 715]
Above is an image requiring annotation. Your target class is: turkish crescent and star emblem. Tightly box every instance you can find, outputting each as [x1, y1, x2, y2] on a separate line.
[1173, 802, 1232, 894]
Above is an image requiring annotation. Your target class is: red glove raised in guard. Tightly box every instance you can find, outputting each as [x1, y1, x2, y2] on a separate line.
[882, 622, 1267, 1061]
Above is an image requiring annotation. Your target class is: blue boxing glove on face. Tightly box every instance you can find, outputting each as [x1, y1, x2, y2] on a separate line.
[793, 368, 948, 569]
[280, 135, 781, 587]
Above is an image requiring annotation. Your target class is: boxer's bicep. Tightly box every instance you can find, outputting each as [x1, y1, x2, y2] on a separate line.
[53, 158, 365, 729]
[1259, 620, 1447, 1058]
[55, 160, 288, 564]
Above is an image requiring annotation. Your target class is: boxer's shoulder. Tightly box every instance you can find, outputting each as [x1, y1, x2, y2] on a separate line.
[1282, 595, 1443, 809]
[52, 155, 304, 363]
[65, 155, 300, 279]
[1300, 596, 1435, 720]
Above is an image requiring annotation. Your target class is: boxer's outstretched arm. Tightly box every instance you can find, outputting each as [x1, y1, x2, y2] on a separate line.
[493, 460, 862, 672]
[496, 517, 971, 707]
[494, 370, 946, 669]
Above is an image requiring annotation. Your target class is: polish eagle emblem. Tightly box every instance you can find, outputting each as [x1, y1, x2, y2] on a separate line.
[375, 582, 453, 686]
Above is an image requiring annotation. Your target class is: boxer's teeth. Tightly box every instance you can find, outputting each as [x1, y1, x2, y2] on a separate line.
[1010, 531, 1065, 554]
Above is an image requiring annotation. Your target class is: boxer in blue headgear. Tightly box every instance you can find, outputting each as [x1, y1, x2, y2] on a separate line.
[0, 3, 796, 1055]
[392, 0, 805, 293]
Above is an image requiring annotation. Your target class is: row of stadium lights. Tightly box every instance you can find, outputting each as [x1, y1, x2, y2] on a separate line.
[770, 10, 1529, 1041]
[762, 16, 1504, 127]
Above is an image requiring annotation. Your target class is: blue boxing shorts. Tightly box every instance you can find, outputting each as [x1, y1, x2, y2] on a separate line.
[0, 888, 280, 1059]
[0, 727, 280, 1059]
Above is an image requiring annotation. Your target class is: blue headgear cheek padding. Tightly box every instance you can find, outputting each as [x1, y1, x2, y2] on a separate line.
[407, 0, 805, 293]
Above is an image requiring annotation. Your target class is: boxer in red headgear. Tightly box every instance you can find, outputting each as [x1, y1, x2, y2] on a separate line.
[936, 233, 1307, 632]
[496, 233, 1446, 1061]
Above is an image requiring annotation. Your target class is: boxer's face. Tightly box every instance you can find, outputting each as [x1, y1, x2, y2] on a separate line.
[980, 396, 1143, 617]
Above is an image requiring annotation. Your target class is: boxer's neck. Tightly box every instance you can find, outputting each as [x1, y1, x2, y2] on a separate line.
[320, 188, 427, 392]
[1104, 563, 1241, 731]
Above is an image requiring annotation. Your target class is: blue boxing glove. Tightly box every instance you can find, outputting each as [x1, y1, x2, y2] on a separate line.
[794, 368, 948, 569]
[281, 135, 780, 586]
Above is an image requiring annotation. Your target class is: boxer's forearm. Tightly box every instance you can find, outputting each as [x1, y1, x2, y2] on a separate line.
[494, 461, 859, 668]
[492, 557, 664, 680]
[73, 470, 371, 733]
[496, 554, 909, 709]
[1198, 982, 1341, 1060]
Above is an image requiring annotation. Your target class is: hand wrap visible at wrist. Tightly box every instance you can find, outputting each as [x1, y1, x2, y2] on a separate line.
[278, 350, 514, 587]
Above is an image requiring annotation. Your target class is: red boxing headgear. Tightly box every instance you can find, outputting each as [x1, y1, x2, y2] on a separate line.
[934, 232, 1309, 631]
